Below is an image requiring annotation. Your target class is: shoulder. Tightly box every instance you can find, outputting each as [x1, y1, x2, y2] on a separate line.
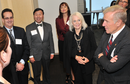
[13, 26, 25, 31]
[84, 27, 94, 35]
[43, 22, 51, 26]
[124, 26, 130, 36]
[127, 8, 130, 14]
[26, 22, 35, 28]
[65, 31, 72, 37]
[56, 17, 62, 22]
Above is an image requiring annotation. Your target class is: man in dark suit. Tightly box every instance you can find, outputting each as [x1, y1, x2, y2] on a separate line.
[94, 5, 130, 84]
[1, 8, 30, 84]
[26, 8, 55, 84]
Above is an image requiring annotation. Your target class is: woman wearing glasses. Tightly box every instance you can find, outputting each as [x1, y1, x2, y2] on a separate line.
[117, 0, 130, 28]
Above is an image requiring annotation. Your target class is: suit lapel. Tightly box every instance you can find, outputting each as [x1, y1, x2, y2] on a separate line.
[3, 26, 15, 44]
[42, 22, 46, 42]
[108, 26, 127, 58]
[33, 22, 43, 42]
[103, 34, 111, 57]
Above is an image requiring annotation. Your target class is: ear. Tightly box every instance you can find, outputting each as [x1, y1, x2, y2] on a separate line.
[116, 19, 122, 27]
[0, 50, 6, 63]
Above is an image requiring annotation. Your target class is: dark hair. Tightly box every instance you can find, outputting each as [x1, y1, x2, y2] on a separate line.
[58, 2, 71, 18]
[0, 27, 9, 52]
[110, 1, 116, 6]
[33, 8, 44, 15]
[1, 8, 13, 19]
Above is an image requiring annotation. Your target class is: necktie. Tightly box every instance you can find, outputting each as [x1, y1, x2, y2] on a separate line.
[9, 29, 15, 42]
[37, 24, 42, 27]
[105, 35, 113, 56]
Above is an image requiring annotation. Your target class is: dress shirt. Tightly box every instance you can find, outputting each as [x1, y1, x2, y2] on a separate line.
[110, 25, 125, 57]
[35, 22, 44, 41]
[5, 26, 25, 65]
[5, 27, 15, 39]
[108, 25, 125, 42]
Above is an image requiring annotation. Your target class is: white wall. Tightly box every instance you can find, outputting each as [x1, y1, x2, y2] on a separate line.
[38, 0, 77, 54]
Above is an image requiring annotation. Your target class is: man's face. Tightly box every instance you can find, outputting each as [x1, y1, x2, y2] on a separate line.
[2, 12, 14, 29]
[34, 10, 44, 23]
[102, 12, 119, 34]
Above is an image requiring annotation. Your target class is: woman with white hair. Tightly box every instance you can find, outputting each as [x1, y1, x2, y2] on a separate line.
[63, 12, 97, 84]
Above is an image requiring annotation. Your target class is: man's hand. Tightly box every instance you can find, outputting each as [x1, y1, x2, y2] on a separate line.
[50, 54, 54, 59]
[30, 57, 35, 63]
[16, 63, 24, 71]
[75, 55, 85, 65]
[110, 55, 118, 63]
[98, 53, 104, 58]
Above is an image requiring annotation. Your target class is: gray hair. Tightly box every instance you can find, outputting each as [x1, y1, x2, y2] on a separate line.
[69, 12, 88, 31]
[103, 5, 127, 23]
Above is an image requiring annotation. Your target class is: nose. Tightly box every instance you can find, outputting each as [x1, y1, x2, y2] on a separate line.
[102, 21, 105, 26]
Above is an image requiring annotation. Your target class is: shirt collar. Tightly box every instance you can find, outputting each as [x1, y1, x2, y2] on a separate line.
[4, 26, 14, 33]
[111, 25, 125, 42]
[35, 22, 42, 25]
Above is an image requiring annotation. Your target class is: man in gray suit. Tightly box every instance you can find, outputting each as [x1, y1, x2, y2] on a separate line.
[94, 5, 130, 84]
[26, 8, 55, 84]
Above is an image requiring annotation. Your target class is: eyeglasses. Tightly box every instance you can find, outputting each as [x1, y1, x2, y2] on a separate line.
[4, 17, 13, 20]
[119, 0, 128, 4]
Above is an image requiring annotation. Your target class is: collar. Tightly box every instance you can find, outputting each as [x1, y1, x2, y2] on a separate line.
[111, 25, 125, 42]
[4, 26, 14, 33]
[35, 22, 42, 25]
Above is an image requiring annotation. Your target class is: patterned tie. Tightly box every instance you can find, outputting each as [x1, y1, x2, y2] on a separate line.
[105, 35, 113, 56]
[9, 29, 15, 42]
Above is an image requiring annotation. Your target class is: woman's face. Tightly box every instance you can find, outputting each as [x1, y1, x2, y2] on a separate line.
[118, 0, 128, 8]
[60, 4, 68, 14]
[72, 15, 82, 30]
[3, 38, 12, 67]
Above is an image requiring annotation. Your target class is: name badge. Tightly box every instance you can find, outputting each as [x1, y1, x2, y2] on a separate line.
[31, 30, 37, 36]
[16, 39, 22, 45]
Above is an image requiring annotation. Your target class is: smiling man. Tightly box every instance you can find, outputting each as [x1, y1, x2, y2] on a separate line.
[26, 8, 55, 84]
[94, 5, 130, 84]
[1, 8, 30, 84]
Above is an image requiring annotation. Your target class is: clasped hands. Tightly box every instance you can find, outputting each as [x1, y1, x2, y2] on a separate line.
[75, 55, 89, 65]
[98, 53, 118, 63]
[16, 63, 24, 71]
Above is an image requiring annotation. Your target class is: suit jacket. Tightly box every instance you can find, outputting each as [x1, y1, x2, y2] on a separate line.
[3, 26, 30, 84]
[126, 8, 130, 28]
[56, 17, 69, 41]
[26, 22, 55, 61]
[94, 26, 130, 84]
[63, 27, 97, 74]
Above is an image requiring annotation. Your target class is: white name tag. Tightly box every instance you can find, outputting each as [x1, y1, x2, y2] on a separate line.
[15, 39, 22, 45]
[31, 30, 37, 36]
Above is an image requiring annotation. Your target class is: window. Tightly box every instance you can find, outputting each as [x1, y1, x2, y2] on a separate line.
[86, 0, 116, 24]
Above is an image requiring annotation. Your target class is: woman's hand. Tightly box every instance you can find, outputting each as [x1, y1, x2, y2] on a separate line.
[75, 55, 89, 65]
[82, 56, 89, 64]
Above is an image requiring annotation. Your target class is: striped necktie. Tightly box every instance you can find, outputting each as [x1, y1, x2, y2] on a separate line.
[9, 29, 15, 42]
[105, 35, 113, 56]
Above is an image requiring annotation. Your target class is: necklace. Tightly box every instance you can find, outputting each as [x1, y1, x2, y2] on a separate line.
[74, 32, 83, 52]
